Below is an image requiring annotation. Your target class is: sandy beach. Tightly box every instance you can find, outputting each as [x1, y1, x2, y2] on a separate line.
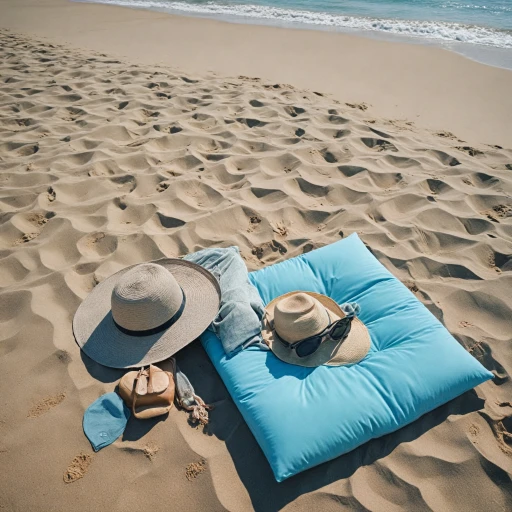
[2, 0, 512, 146]
[0, 0, 511, 510]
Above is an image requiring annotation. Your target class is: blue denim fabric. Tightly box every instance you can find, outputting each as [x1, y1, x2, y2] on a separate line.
[184, 247, 267, 356]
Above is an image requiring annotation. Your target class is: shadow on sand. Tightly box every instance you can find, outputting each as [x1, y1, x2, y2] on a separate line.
[82, 340, 484, 511]
[176, 341, 485, 512]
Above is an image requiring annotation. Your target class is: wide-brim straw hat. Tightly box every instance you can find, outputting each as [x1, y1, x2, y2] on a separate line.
[262, 291, 371, 367]
[73, 259, 220, 369]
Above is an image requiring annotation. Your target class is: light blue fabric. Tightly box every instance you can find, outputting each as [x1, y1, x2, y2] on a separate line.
[83, 392, 131, 452]
[184, 246, 267, 355]
[201, 233, 494, 481]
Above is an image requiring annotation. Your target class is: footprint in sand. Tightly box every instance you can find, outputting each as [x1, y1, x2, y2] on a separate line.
[346, 102, 368, 111]
[26, 211, 53, 227]
[468, 423, 480, 439]
[28, 392, 66, 418]
[246, 215, 261, 233]
[143, 442, 159, 461]
[252, 240, 287, 260]
[484, 205, 511, 222]
[13, 232, 38, 246]
[47, 186, 56, 202]
[157, 182, 169, 192]
[455, 145, 484, 157]
[435, 130, 457, 139]
[185, 459, 207, 481]
[486, 418, 512, 456]
[63, 452, 93, 483]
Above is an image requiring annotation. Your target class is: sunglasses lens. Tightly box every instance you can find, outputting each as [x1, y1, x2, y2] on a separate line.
[293, 318, 352, 358]
[296, 336, 322, 358]
[331, 318, 351, 340]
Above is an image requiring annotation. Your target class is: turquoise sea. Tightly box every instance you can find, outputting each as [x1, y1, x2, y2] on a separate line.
[76, 0, 512, 68]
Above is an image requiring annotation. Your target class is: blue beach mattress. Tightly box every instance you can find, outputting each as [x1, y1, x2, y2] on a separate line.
[201, 234, 493, 482]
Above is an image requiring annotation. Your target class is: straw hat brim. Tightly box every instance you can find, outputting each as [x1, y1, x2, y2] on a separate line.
[73, 259, 220, 369]
[262, 291, 371, 367]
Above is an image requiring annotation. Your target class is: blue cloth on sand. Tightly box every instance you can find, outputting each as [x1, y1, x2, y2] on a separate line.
[83, 392, 131, 452]
[184, 246, 267, 356]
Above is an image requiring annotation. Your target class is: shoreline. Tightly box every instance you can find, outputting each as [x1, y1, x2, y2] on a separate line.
[1, 0, 512, 146]
[72, 0, 512, 72]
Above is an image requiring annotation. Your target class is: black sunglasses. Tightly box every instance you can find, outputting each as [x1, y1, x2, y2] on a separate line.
[277, 316, 352, 358]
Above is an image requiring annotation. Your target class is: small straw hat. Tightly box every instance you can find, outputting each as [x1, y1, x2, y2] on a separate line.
[73, 259, 220, 369]
[262, 291, 371, 367]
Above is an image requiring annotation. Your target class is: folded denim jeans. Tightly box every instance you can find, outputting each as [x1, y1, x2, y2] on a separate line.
[184, 247, 267, 356]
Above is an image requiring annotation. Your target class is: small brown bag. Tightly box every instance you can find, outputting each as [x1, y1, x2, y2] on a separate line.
[118, 363, 175, 420]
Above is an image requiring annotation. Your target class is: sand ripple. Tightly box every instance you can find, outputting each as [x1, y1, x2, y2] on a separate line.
[0, 29, 511, 511]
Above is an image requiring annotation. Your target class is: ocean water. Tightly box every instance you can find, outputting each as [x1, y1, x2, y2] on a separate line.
[76, 0, 512, 68]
